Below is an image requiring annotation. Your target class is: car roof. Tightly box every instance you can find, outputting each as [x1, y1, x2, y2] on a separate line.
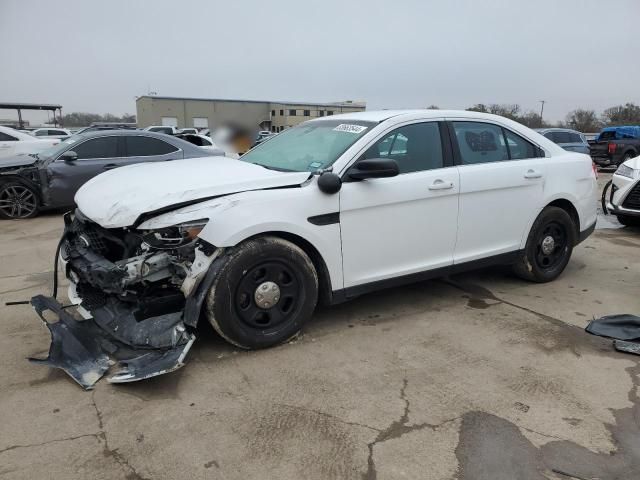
[535, 128, 582, 134]
[66, 129, 209, 155]
[312, 109, 539, 124]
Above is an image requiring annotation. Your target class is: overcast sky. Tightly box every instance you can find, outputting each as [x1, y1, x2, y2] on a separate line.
[1, 0, 639, 124]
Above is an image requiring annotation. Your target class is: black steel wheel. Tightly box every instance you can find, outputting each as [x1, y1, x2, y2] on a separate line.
[513, 206, 576, 283]
[0, 182, 39, 219]
[205, 236, 318, 349]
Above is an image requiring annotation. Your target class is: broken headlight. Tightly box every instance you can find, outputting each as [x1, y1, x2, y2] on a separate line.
[141, 219, 208, 249]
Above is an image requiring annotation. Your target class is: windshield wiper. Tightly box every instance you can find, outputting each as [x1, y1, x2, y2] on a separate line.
[253, 163, 295, 172]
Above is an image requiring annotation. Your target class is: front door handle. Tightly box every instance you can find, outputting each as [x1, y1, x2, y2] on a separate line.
[428, 179, 454, 190]
[103, 164, 119, 170]
[524, 169, 542, 179]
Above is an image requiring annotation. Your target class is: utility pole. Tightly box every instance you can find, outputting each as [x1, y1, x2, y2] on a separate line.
[539, 100, 546, 126]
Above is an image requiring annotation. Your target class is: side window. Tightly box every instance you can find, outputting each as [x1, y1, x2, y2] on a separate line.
[0, 132, 17, 141]
[453, 122, 508, 164]
[72, 137, 119, 159]
[567, 132, 583, 143]
[35, 130, 47, 136]
[361, 122, 443, 174]
[125, 136, 178, 156]
[504, 129, 538, 159]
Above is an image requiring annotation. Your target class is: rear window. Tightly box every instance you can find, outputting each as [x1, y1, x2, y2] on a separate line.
[125, 136, 178, 156]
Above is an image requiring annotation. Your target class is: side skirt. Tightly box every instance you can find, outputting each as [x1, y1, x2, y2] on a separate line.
[329, 250, 521, 304]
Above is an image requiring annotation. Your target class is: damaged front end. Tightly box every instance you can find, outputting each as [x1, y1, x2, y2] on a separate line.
[30, 210, 220, 389]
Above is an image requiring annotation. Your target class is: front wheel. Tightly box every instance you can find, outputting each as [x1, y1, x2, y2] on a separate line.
[513, 207, 576, 283]
[205, 236, 318, 349]
[0, 181, 39, 219]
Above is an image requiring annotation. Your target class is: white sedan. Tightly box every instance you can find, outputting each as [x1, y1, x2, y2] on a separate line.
[29, 127, 71, 140]
[0, 126, 60, 159]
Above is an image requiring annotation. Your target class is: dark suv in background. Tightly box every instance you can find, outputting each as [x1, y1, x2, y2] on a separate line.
[0, 130, 221, 219]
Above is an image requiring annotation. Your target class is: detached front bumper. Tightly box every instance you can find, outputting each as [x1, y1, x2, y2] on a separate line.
[30, 295, 195, 389]
[29, 210, 220, 389]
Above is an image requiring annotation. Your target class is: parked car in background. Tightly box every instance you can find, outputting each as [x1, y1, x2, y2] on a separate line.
[175, 133, 237, 158]
[31, 110, 597, 387]
[0, 130, 214, 219]
[604, 155, 640, 226]
[179, 128, 198, 134]
[535, 128, 590, 154]
[144, 125, 180, 135]
[0, 126, 60, 159]
[30, 128, 72, 140]
[590, 126, 640, 167]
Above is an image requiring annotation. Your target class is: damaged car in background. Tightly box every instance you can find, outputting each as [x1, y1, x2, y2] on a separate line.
[26, 110, 597, 388]
[0, 129, 220, 219]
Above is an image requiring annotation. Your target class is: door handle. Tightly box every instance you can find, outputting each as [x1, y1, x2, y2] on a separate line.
[524, 169, 542, 179]
[103, 164, 119, 170]
[428, 180, 454, 190]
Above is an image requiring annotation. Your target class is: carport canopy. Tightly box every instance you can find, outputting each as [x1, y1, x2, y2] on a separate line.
[0, 102, 63, 128]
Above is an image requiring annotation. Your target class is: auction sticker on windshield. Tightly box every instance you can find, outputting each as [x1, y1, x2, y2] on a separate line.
[333, 124, 368, 134]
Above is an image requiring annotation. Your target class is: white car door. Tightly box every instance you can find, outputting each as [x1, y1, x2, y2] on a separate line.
[450, 120, 547, 263]
[0, 131, 18, 158]
[339, 121, 460, 290]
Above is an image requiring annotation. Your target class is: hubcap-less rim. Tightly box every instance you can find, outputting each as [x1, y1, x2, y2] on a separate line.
[0, 185, 37, 219]
[535, 222, 567, 270]
[235, 261, 301, 329]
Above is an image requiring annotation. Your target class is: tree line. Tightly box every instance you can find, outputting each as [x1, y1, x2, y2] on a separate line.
[427, 102, 640, 133]
[60, 112, 136, 127]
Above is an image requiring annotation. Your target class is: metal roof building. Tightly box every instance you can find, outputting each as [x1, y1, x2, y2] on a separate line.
[135, 96, 366, 132]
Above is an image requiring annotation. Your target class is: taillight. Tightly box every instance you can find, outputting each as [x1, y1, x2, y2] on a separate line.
[592, 161, 598, 179]
[608, 142, 617, 155]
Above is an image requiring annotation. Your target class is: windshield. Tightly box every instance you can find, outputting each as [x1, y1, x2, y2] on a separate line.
[240, 120, 375, 172]
[36, 135, 82, 158]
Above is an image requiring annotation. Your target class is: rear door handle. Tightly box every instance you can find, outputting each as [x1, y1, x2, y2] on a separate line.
[428, 179, 454, 190]
[103, 164, 119, 170]
[524, 169, 542, 179]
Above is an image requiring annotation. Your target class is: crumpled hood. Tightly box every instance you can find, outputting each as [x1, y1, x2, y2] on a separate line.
[75, 156, 311, 228]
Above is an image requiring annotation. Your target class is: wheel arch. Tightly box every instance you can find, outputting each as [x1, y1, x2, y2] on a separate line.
[546, 198, 580, 241]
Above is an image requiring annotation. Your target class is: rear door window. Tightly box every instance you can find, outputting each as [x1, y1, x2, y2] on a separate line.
[0, 132, 17, 141]
[452, 122, 509, 164]
[125, 136, 179, 156]
[504, 130, 538, 159]
[72, 136, 119, 159]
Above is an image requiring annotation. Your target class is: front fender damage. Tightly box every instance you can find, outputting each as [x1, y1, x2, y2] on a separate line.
[29, 211, 222, 389]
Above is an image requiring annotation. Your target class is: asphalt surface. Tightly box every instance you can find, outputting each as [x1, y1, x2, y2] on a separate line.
[1, 172, 639, 479]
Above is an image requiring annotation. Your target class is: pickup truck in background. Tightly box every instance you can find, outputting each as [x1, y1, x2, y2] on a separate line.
[590, 126, 640, 167]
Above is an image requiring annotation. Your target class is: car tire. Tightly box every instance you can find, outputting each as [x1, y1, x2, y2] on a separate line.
[0, 181, 39, 220]
[616, 215, 640, 227]
[205, 236, 318, 349]
[513, 206, 576, 283]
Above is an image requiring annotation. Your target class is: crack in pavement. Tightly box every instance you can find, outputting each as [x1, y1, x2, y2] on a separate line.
[91, 392, 151, 480]
[362, 378, 461, 480]
[0, 433, 99, 455]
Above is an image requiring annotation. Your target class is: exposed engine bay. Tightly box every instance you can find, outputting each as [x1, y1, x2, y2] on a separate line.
[30, 209, 221, 389]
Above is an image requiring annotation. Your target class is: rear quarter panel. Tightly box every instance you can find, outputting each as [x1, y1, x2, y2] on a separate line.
[519, 152, 597, 248]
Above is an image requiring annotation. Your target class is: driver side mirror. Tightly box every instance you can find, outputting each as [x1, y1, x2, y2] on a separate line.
[347, 158, 399, 180]
[60, 151, 78, 162]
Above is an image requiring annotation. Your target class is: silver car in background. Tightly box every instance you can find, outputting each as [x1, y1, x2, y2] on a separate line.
[535, 128, 590, 155]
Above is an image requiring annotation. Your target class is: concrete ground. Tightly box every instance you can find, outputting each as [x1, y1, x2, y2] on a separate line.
[1, 173, 639, 480]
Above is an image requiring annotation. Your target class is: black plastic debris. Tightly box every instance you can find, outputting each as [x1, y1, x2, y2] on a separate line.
[586, 314, 640, 341]
[586, 314, 640, 356]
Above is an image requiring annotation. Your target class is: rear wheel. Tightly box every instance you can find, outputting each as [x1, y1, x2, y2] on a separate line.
[0, 182, 39, 219]
[616, 215, 640, 227]
[513, 207, 576, 283]
[205, 236, 318, 349]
